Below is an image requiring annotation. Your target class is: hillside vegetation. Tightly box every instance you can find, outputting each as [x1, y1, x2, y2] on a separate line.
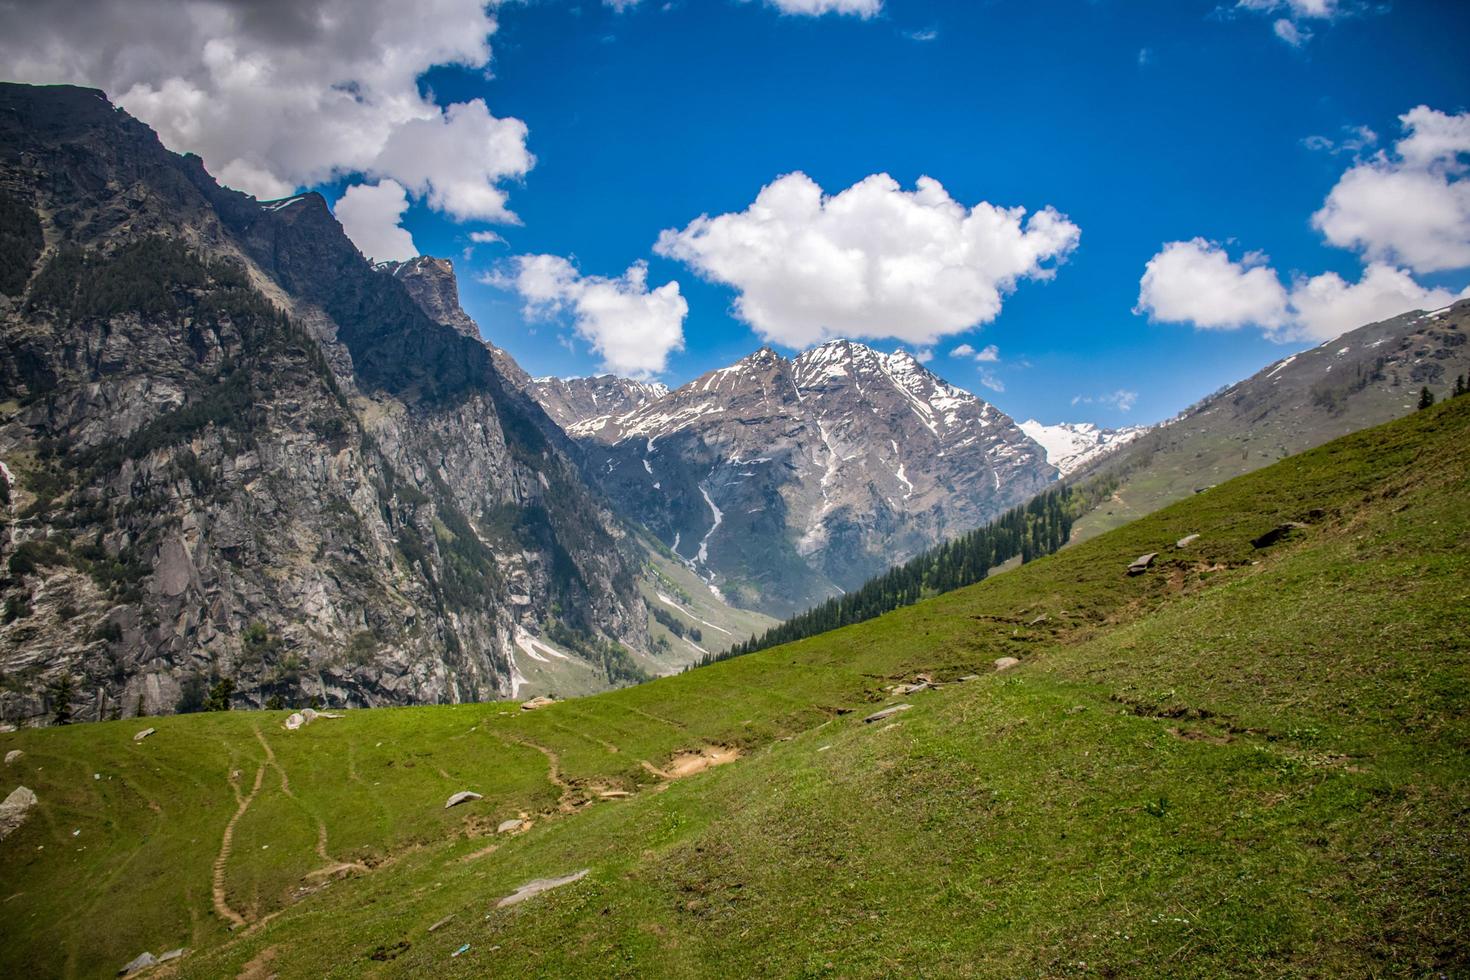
[1, 397, 1466, 978]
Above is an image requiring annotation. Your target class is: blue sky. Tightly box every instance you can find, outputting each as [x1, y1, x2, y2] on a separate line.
[7, 0, 1467, 427]
[404, 1, 1470, 426]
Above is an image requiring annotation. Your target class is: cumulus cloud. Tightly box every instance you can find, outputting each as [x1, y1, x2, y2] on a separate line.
[1135, 239, 1290, 330]
[0, 0, 533, 246]
[753, 0, 883, 16]
[335, 180, 417, 262]
[1313, 107, 1470, 273]
[498, 256, 687, 377]
[470, 230, 507, 245]
[1272, 18, 1310, 46]
[1137, 240, 1466, 342]
[655, 172, 1080, 349]
[1288, 263, 1466, 340]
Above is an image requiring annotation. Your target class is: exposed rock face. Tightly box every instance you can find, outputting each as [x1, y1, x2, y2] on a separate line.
[569, 341, 1055, 617]
[527, 375, 670, 431]
[0, 84, 648, 726]
[1018, 420, 1149, 477]
[380, 255, 533, 390]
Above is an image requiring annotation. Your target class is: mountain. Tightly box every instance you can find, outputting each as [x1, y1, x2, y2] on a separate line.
[6, 395, 1464, 977]
[0, 83, 658, 724]
[378, 254, 535, 391]
[567, 341, 1055, 617]
[1069, 300, 1470, 540]
[527, 375, 670, 431]
[1018, 419, 1149, 476]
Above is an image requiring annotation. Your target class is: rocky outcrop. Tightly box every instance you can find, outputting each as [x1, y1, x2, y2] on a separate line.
[527, 375, 669, 431]
[0, 83, 648, 726]
[568, 342, 1055, 617]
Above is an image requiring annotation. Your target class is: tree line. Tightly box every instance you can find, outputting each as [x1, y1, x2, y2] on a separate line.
[700, 486, 1078, 666]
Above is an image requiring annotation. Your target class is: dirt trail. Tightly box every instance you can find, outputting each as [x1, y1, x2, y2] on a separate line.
[640, 746, 741, 780]
[510, 736, 579, 812]
[253, 729, 367, 880]
[213, 757, 266, 929]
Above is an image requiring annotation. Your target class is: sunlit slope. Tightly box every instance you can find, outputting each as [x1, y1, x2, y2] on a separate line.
[0, 397, 1465, 978]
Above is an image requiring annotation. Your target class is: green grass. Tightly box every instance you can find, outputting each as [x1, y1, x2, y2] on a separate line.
[1, 398, 1466, 977]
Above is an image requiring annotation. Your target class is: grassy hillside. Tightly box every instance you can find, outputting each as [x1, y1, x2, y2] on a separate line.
[1, 397, 1466, 978]
[1070, 300, 1469, 543]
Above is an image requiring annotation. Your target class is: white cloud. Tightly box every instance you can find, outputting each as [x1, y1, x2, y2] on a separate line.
[1072, 390, 1138, 412]
[470, 230, 507, 245]
[605, 0, 643, 11]
[973, 343, 1000, 362]
[335, 180, 417, 262]
[1272, 18, 1310, 46]
[1137, 241, 1466, 342]
[1288, 263, 1467, 340]
[0, 0, 532, 227]
[655, 171, 1080, 349]
[1135, 239, 1290, 330]
[1313, 107, 1470, 273]
[754, 0, 883, 16]
[905, 28, 939, 42]
[911, 348, 934, 363]
[949, 343, 975, 357]
[978, 371, 1005, 393]
[498, 255, 687, 377]
[1232, 0, 1360, 45]
[1301, 124, 1377, 156]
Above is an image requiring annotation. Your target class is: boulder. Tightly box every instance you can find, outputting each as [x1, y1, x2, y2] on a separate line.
[863, 704, 912, 724]
[118, 951, 157, 976]
[284, 712, 306, 731]
[444, 791, 482, 809]
[132, 728, 155, 743]
[1176, 533, 1200, 548]
[496, 869, 589, 908]
[891, 682, 929, 695]
[497, 818, 525, 834]
[4, 749, 20, 765]
[994, 657, 1021, 671]
[301, 708, 319, 722]
[0, 785, 38, 841]
[520, 696, 555, 711]
[158, 949, 186, 963]
[1127, 553, 1157, 575]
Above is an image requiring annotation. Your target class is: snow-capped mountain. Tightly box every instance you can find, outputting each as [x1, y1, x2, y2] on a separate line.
[566, 341, 1055, 617]
[528, 375, 670, 430]
[1017, 420, 1150, 477]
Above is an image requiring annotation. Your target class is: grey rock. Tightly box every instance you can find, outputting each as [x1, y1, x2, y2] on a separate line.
[496, 869, 589, 908]
[118, 951, 157, 976]
[132, 728, 155, 743]
[863, 704, 912, 724]
[0, 784, 36, 840]
[157, 948, 186, 963]
[1176, 533, 1200, 548]
[445, 791, 482, 809]
[4, 749, 20, 764]
[993, 657, 1021, 671]
[956, 674, 981, 683]
[497, 818, 525, 833]
[1127, 553, 1158, 575]
[284, 713, 306, 731]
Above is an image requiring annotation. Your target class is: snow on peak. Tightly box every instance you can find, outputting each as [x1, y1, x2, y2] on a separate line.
[1019, 419, 1148, 477]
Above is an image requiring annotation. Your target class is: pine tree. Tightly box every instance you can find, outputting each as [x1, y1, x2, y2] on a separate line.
[49, 674, 74, 726]
[1418, 386, 1435, 410]
[1454, 375, 1467, 398]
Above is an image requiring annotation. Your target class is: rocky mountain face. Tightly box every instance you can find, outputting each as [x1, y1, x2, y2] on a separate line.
[0, 84, 651, 725]
[568, 342, 1055, 617]
[527, 375, 669, 431]
[1069, 299, 1470, 540]
[1017, 420, 1149, 477]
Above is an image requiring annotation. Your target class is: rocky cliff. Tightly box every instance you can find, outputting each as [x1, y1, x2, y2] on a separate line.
[0, 84, 649, 725]
[527, 375, 670, 431]
[569, 341, 1055, 617]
